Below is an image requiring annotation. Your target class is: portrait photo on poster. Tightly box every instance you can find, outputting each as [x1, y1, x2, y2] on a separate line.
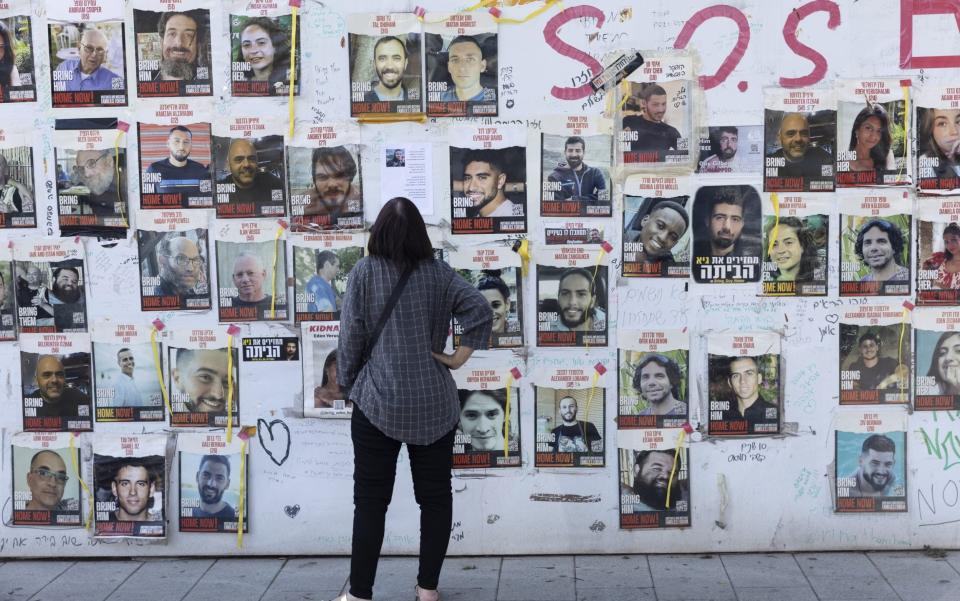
[706, 350, 780, 436]
[138, 227, 211, 311]
[696, 125, 762, 174]
[217, 239, 288, 322]
[691, 185, 762, 284]
[0, 14, 37, 103]
[541, 133, 611, 217]
[619, 79, 691, 165]
[618, 445, 690, 529]
[133, 9, 212, 97]
[0, 129, 37, 229]
[623, 195, 690, 278]
[453, 268, 522, 349]
[916, 214, 960, 306]
[230, 13, 299, 97]
[92, 340, 164, 422]
[93, 451, 165, 538]
[917, 104, 960, 192]
[293, 243, 362, 323]
[618, 349, 689, 429]
[213, 134, 286, 219]
[11, 437, 82, 527]
[0, 258, 17, 340]
[302, 325, 352, 418]
[536, 264, 608, 347]
[836, 98, 908, 187]
[534, 387, 604, 468]
[48, 18, 127, 107]
[14, 258, 87, 333]
[168, 345, 239, 427]
[838, 322, 910, 405]
[348, 14, 423, 116]
[839, 214, 912, 297]
[915, 326, 960, 411]
[424, 13, 497, 117]
[138, 122, 213, 209]
[454, 387, 521, 469]
[449, 145, 527, 235]
[763, 103, 836, 192]
[287, 144, 363, 231]
[179, 449, 248, 532]
[761, 214, 828, 296]
[20, 343, 93, 432]
[835, 430, 907, 512]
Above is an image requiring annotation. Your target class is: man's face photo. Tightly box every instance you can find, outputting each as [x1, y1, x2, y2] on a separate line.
[558, 272, 595, 329]
[463, 160, 505, 210]
[860, 448, 895, 492]
[393, 149, 403, 162]
[53, 269, 81, 303]
[319, 256, 340, 282]
[447, 40, 485, 92]
[26, 451, 67, 510]
[284, 341, 297, 357]
[313, 160, 354, 206]
[718, 131, 738, 160]
[636, 451, 673, 502]
[117, 350, 135, 377]
[197, 459, 229, 505]
[860, 226, 894, 271]
[78, 29, 108, 75]
[564, 142, 584, 171]
[168, 129, 192, 162]
[646, 93, 667, 123]
[559, 396, 578, 423]
[859, 337, 880, 362]
[232, 255, 265, 302]
[36, 355, 66, 404]
[709, 202, 744, 250]
[160, 237, 201, 292]
[640, 207, 686, 258]
[162, 14, 199, 73]
[728, 357, 761, 401]
[374, 38, 407, 90]
[638, 361, 671, 404]
[779, 113, 810, 162]
[227, 140, 258, 188]
[174, 349, 230, 413]
[111, 465, 153, 519]
[75, 150, 114, 196]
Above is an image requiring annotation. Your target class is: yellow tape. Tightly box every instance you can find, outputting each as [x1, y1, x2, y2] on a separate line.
[897, 85, 910, 183]
[517, 239, 530, 276]
[492, 0, 562, 24]
[70, 434, 94, 530]
[270, 225, 283, 319]
[616, 80, 631, 111]
[766, 193, 780, 257]
[227, 335, 235, 442]
[113, 130, 128, 229]
[357, 113, 428, 125]
[584, 249, 606, 349]
[237, 438, 247, 548]
[150, 328, 173, 418]
[898, 307, 909, 400]
[504, 373, 513, 458]
[665, 429, 686, 509]
[287, 6, 298, 140]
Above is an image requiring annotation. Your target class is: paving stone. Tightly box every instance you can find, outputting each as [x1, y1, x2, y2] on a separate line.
[182, 558, 285, 601]
[721, 553, 809, 588]
[574, 555, 652, 588]
[868, 552, 959, 601]
[0, 561, 74, 601]
[576, 587, 657, 601]
[648, 554, 736, 601]
[735, 587, 819, 601]
[106, 559, 213, 601]
[30, 560, 141, 601]
[369, 557, 420, 601]
[262, 558, 349, 595]
[498, 556, 575, 601]
[795, 553, 900, 601]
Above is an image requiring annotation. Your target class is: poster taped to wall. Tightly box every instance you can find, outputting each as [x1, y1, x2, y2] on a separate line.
[11, 432, 82, 527]
[617, 429, 690, 529]
[914, 308, 960, 410]
[132, 2, 213, 98]
[0, 2, 37, 103]
[0, 243, 16, 341]
[532, 360, 609, 468]
[691, 184, 762, 284]
[696, 125, 762, 174]
[137, 101, 213, 209]
[763, 87, 836, 192]
[836, 79, 911, 187]
[0, 124, 37, 228]
[838, 303, 911, 405]
[302, 321, 350, 418]
[451, 356, 522, 469]
[761, 194, 829, 296]
[542, 220, 608, 246]
[20, 332, 93, 432]
[287, 122, 363, 232]
[212, 116, 286, 219]
[540, 115, 612, 217]
[916, 83, 960, 194]
[93, 433, 166, 538]
[536, 245, 608, 347]
[91, 320, 164, 423]
[448, 244, 523, 349]
[13, 237, 87, 334]
[179, 432, 248, 533]
[839, 190, 912, 297]
[622, 175, 690, 278]
[229, 2, 300, 97]
[916, 198, 960, 306]
[293, 231, 364, 324]
[424, 12, 497, 118]
[138, 210, 211, 311]
[834, 412, 907, 512]
[348, 13, 423, 117]
[706, 331, 781, 436]
[216, 219, 288, 322]
[618, 329, 689, 429]
[167, 327, 239, 427]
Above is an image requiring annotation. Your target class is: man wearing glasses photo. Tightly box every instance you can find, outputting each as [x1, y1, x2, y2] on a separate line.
[53, 28, 120, 92]
[153, 233, 205, 298]
[25, 450, 70, 512]
[73, 148, 123, 216]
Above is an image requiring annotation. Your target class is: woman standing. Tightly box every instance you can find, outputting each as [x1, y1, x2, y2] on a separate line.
[336, 197, 492, 601]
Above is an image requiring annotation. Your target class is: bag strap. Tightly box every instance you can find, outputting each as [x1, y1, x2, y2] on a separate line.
[362, 265, 414, 362]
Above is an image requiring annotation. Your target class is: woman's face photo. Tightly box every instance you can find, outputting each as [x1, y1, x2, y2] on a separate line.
[946, 231, 960, 256]
[937, 333, 960, 391]
[932, 109, 960, 158]
[241, 24, 275, 76]
[771, 224, 802, 273]
[856, 116, 883, 153]
[459, 392, 504, 451]
[481, 288, 508, 334]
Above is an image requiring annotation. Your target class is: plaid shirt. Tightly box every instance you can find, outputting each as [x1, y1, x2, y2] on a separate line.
[338, 256, 492, 445]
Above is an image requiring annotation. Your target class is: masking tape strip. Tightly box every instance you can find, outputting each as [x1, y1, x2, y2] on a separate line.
[151, 328, 173, 418]
[270, 226, 283, 319]
[70, 434, 94, 530]
[287, 6, 299, 140]
[227, 335, 235, 442]
[237, 438, 247, 548]
[665, 429, 686, 508]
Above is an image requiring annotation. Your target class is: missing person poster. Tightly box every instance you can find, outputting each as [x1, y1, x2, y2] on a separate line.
[839, 303, 911, 405]
[834, 412, 907, 513]
[532, 361, 609, 468]
[618, 329, 689, 429]
[230, 4, 300, 97]
[915, 309, 960, 411]
[53, 118, 129, 238]
[137, 210, 211, 311]
[47, 0, 127, 108]
[916, 83, 960, 194]
[179, 432, 248, 533]
[302, 321, 350, 418]
[293, 231, 364, 323]
[212, 116, 286, 219]
[448, 244, 523, 349]
[917, 198, 960, 306]
[0, 5, 36, 103]
[691, 184, 762, 284]
[93, 434, 166, 538]
[241, 336, 299, 361]
[696, 125, 763, 174]
[706, 331, 781, 436]
[451, 357, 522, 469]
[424, 12, 496, 118]
[348, 13, 423, 117]
[836, 79, 911, 187]
[536, 246, 608, 347]
[763, 87, 836, 192]
[91, 320, 164, 423]
[20, 332, 93, 432]
[167, 327, 238, 427]
[617, 429, 690, 529]
[379, 143, 433, 216]
[623, 175, 690, 278]
[13, 238, 87, 333]
[540, 116, 612, 218]
[761, 194, 829, 296]
[216, 220, 288, 322]
[449, 124, 527, 236]
[839, 190, 912, 297]
[617, 53, 694, 168]
[0, 125, 38, 228]
[11, 433, 82, 527]
[0, 244, 17, 341]
[286, 122, 363, 232]
[137, 102, 213, 209]
[132, 3, 213, 98]
[542, 220, 607, 246]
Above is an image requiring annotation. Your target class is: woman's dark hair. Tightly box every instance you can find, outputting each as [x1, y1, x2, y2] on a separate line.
[849, 104, 892, 169]
[927, 331, 960, 389]
[320, 350, 336, 387]
[943, 223, 960, 260]
[0, 21, 16, 88]
[234, 17, 291, 84]
[368, 197, 434, 271]
[764, 216, 820, 281]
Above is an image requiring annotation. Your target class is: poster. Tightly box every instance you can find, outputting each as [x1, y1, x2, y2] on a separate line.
[286, 122, 363, 232]
[0, 124, 37, 228]
[706, 331, 781, 436]
[834, 412, 907, 513]
[536, 245, 608, 348]
[916, 198, 960, 306]
[216, 219, 288, 322]
[839, 190, 912, 297]
[451, 357, 522, 469]
[617, 53, 694, 167]
[696, 125, 762, 174]
[53, 118, 129, 237]
[137, 210, 211, 311]
[178, 432, 248, 533]
[532, 362, 608, 468]
[241, 336, 299, 362]
[212, 115, 286, 219]
[914, 309, 960, 410]
[448, 244, 523, 349]
[540, 116, 612, 218]
[47, 0, 126, 108]
[449, 124, 527, 236]
[542, 220, 607, 246]
[836, 79, 911, 187]
[166, 326, 239, 427]
[348, 13, 423, 117]
[93, 433, 166, 538]
[11, 432, 82, 527]
[916, 83, 960, 194]
[301, 321, 351, 418]
[618, 330, 689, 429]
[622, 175, 690, 278]
[424, 12, 497, 118]
[293, 231, 364, 323]
[13, 238, 87, 333]
[379, 143, 433, 216]
[91, 320, 164, 422]
[0, 4, 36, 103]
[838, 303, 911, 405]
[0, 243, 16, 340]
[229, 4, 299, 97]
[618, 429, 690, 529]
[691, 184, 762, 284]
[137, 101, 213, 209]
[763, 87, 836, 192]
[20, 332, 93, 432]
[132, 4, 213, 98]
[761, 194, 829, 296]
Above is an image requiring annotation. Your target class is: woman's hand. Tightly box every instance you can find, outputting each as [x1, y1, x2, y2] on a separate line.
[432, 345, 474, 370]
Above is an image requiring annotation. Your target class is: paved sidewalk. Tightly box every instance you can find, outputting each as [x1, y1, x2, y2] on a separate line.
[1, 551, 958, 601]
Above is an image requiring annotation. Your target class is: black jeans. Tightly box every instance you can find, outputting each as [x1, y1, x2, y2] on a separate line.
[350, 406, 456, 599]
